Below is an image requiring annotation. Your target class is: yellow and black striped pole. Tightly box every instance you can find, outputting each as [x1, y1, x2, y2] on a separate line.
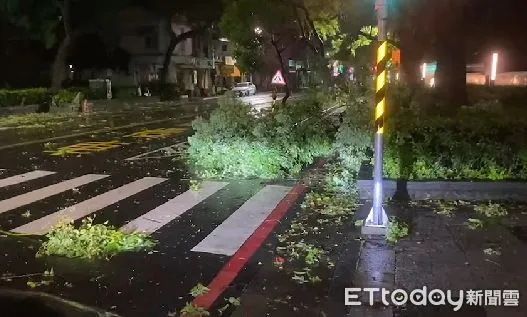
[375, 41, 390, 135]
[364, 0, 389, 232]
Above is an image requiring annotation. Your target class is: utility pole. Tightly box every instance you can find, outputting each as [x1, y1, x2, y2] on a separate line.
[363, 0, 390, 235]
[211, 40, 216, 95]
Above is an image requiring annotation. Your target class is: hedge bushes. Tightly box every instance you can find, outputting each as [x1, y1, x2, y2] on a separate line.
[187, 95, 335, 179]
[333, 84, 527, 182]
[0, 88, 48, 106]
[0, 87, 113, 107]
[384, 96, 527, 181]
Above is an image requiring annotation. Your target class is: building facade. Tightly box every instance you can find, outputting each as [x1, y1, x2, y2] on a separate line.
[117, 7, 237, 96]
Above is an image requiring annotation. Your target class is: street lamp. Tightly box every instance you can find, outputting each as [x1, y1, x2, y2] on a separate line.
[490, 52, 498, 85]
[254, 27, 263, 35]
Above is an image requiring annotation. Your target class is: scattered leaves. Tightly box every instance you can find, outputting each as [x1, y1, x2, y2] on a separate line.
[273, 256, 285, 267]
[189, 283, 210, 297]
[226, 297, 240, 306]
[180, 302, 210, 317]
[434, 201, 456, 217]
[386, 217, 409, 244]
[301, 191, 358, 216]
[37, 217, 156, 259]
[483, 247, 501, 256]
[465, 218, 484, 230]
[189, 180, 202, 192]
[474, 202, 508, 218]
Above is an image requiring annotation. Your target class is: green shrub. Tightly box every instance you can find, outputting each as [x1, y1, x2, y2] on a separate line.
[53, 89, 78, 106]
[0, 88, 48, 107]
[0, 86, 109, 108]
[384, 100, 527, 180]
[467, 85, 527, 108]
[187, 95, 334, 179]
[333, 83, 374, 188]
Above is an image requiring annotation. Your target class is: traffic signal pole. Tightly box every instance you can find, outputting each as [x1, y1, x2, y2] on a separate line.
[363, 0, 390, 234]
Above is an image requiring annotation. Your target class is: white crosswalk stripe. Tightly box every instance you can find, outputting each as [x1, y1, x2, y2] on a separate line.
[0, 174, 109, 214]
[0, 169, 295, 258]
[0, 170, 55, 188]
[12, 177, 167, 235]
[121, 181, 228, 234]
[191, 185, 291, 256]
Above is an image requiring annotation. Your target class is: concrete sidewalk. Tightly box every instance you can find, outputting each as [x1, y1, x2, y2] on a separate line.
[345, 201, 527, 317]
[392, 202, 527, 317]
[311, 200, 527, 317]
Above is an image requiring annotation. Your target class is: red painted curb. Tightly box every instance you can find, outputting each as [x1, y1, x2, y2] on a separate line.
[192, 182, 307, 309]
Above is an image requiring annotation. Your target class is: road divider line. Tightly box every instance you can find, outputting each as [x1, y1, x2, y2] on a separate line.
[0, 174, 109, 214]
[0, 170, 56, 188]
[12, 177, 167, 235]
[192, 182, 307, 309]
[191, 185, 292, 256]
[121, 181, 229, 234]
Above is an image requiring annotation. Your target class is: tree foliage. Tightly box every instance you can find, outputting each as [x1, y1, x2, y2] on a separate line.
[0, 0, 59, 48]
[220, 0, 344, 59]
[2, 0, 133, 90]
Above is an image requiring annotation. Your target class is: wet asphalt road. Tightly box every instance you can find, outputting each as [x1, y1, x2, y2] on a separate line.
[0, 95, 299, 317]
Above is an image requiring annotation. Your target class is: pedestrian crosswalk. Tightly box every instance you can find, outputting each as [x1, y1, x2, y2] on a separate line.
[12, 177, 167, 235]
[0, 174, 109, 214]
[0, 168, 294, 257]
[191, 185, 291, 256]
[120, 181, 229, 234]
[0, 170, 55, 188]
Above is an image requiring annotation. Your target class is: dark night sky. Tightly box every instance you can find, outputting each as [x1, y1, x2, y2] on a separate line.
[470, 0, 527, 70]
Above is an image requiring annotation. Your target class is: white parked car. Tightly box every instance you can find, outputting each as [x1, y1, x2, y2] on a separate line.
[231, 82, 256, 97]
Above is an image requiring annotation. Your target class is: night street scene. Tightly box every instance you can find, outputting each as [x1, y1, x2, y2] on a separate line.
[1, 0, 527, 316]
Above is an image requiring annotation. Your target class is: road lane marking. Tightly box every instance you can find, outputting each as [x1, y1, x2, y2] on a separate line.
[0, 170, 55, 188]
[192, 182, 307, 309]
[0, 174, 109, 214]
[125, 127, 188, 139]
[44, 141, 123, 156]
[0, 117, 195, 151]
[12, 177, 167, 235]
[191, 185, 292, 256]
[121, 181, 229, 234]
[124, 142, 187, 161]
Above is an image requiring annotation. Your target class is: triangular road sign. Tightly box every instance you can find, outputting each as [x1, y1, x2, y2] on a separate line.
[271, 70, 286, 85]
